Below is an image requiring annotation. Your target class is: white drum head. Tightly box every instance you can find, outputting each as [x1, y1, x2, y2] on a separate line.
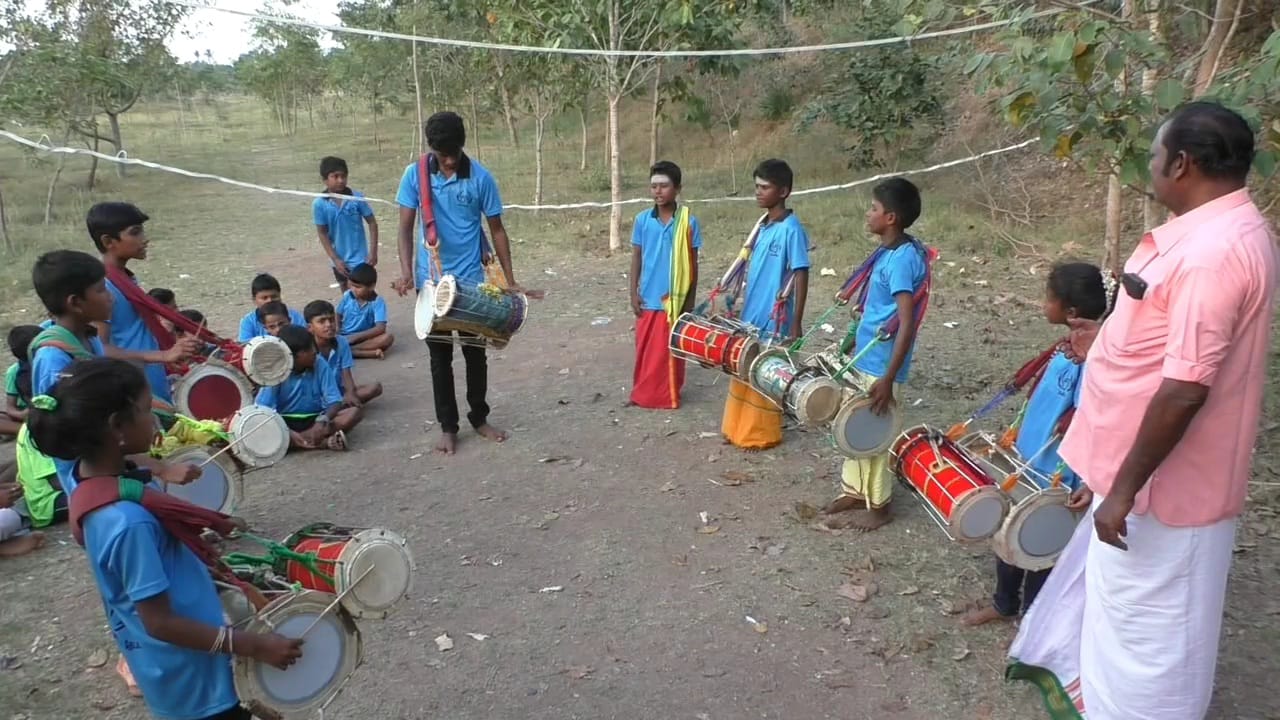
[161, 445, 242, 514]
[338, 529, 415, 619]
[414, 282, 437, 340]
[229, 405, 290, 468]
[243, 336, 294, 386]
[431, 275, 459, 317]
[831, 397, 901, 458]
[994, 488, 1078, 570]
[234, 590, 362, 718]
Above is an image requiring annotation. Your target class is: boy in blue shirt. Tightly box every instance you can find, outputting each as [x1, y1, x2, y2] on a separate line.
[629, 160, 701, 410]
[393, 111, 535, 455]
[238, 273, 306, 341]
[314, 156, 378, 292]
[335, 262, 394, 359]
[722, 159, 810, 450]
[90, 202, 200, 412]
[963, 262, 1106, 627]
[255, 300, 299, 338]
[256, 325, 363, 451]
[304, 299, 382, 408]
[820, 178, 929, 532]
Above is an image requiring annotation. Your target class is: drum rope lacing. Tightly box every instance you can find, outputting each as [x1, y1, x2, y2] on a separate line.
[222, 532, 337, 586]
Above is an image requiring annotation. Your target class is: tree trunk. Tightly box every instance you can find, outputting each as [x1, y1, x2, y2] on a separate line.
[107, 111, 125, 177]
[469, 88, 482, 159]
[45, 125, 74, 226]
[86, 135, 100, 190]
[607, 0, 623, 253]
[1141, 5, 1162, 229]
[1194, 0, 1240, 96]
[494, 53, 519, 147]
[1206, 0, 1244, 91]
[579, 103, 589, 172]
[1105, 0, 1134, 274]
[411, 27, 424, 155]
[649, 60, 662, 167]
[0, 179, 11, 253]
[534, 95, 546, 212]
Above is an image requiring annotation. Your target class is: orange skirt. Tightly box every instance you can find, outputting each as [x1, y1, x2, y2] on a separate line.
[722, 378, 782, 450]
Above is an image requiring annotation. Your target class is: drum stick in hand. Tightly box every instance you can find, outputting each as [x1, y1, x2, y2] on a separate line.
[199, 415, 279, 468]
[296, 564, 376, 639]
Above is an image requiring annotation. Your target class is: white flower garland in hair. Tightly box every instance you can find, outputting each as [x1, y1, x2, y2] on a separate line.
[1102, 271, 1120, 319]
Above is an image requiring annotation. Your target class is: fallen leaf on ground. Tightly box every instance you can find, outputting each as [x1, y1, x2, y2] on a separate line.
[720, 471, 751, 486]
[672, 554, 688, 566]
[87, 649, 109, 668]
[0, 656, 21, 670]
[659, 481, 678, 493]
[836, 581, 877, 603]
[562, 665, 594, 680]
[898, 585, 920, 596]
[822, 672, 858, 689]
[435, 634, 454, 652]
[466, 633, 490, 642]
[819, 267, 837, 276]
[696, 525, 721, 535]
[793, 501, 819, 520]
[938, 598, 960, 615]
[91, 699, 116, 711]
[952, 647, 971, 661]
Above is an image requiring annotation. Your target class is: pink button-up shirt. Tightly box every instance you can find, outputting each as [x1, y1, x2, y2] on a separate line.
[1060, 189, 1276, 526]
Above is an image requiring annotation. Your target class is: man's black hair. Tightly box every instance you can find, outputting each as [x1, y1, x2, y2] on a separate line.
[320, 156, 349, 179]
[872, 178, 923, 229]
[304, 300, 336, 323]
[32, 250, 106, 316]
[650, 160, 683, 188]
[346, 263, 377, 287]
[256, 300, 290, 322]
[147, 287, 175, 306]
[1047, 262, 1107, 321]
[251, 273, 282, 297]
[278, 324, 316, 355]
[86, 202, 148, 252]
[425, 111, 466, 155]
[7, 325, 41, 363]
[1161, 101, 1255, 183]
[753, 159, 794, 192]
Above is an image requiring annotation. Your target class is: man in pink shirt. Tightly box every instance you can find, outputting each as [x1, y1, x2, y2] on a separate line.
[1007, 101, 1277, 720]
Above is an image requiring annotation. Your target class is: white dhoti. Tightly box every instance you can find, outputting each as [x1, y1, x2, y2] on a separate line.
[1009, 496, 1237, 720]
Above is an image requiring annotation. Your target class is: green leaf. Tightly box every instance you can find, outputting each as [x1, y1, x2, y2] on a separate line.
[963, 53, 985, 75]
[1048, 33, 1076, 65]
[1103, 48, 1125, 79]
[1254, 150, 1279, 179]
[1153, 78, 1184, 110]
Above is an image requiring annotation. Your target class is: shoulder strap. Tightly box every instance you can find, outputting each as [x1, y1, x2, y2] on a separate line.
[417, 154, 438, 248]
[69, 475, 144, 546]
[30, 325, 95, 360]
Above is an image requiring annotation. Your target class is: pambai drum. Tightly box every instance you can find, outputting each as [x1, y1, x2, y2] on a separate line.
[830, 396, 901, 459]
[431, 274, 528, 347]
[961, 431, 1079, 571]
[227, 405, 290, 469]
[173, 359, 254, 422]
[891, 425, 1010, 542]
[747, 349, 799, 407]
[241, 335, 294, 387]
[233, 590, 362, 720]
[279, 523, 415, 620]
[784, 371, 842, 426]
[160, 445, 243, 515]
[669, 313, 760, 379]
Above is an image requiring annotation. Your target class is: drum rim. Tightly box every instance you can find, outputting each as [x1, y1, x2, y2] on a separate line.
[242, 335, 294, 386]
[735, 338, 763, 381]
[413, 282, 438, 340]
[788, 375, 841, 425]
[948, 485, 1010, 541]
[993, 486, 1076, 570]
[831, 396, 902, 457]
[174, 363, 253, 420]
[233, 590, 363, 714]
[336, 528, 416, 619]
[228, 405, 290, 468]
[162, 445, 243, 515]
[432, 274, 459, 317]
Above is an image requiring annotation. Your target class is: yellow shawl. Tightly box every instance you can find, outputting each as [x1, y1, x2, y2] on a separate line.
[665, 206, 694, 324]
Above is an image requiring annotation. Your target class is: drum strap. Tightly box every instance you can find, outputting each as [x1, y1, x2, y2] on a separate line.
[418, 153, 507, 289]
[29, 328, 178, 417]
[102, 265, 235, 355]
[700, 213, 768, 317]
[70, 470, 269, 609]
[665, 206, 695, 324]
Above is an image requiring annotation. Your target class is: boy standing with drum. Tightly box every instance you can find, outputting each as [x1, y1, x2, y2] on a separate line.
[393, 111, 536, 456]
[819, 179, 929, 532]
[962, 263, 1106, 626]
[629, 161, 702, 409]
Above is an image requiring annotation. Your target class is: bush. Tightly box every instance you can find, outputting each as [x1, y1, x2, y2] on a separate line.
[759, 87, 796, 122]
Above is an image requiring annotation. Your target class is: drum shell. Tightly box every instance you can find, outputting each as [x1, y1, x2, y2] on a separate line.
[891, 427, 1009, 541]
[241, 336, 294, 387]
[432, 275, 528, 342]
[784, 371, 841, 426]
[280, 525, 415, 619]
[748, 351, 797, 407]
[160, 445, 243, 515]
[669, 313, 750, 375]
[228, 405, 290, 468]
[174, 360, 254, 422]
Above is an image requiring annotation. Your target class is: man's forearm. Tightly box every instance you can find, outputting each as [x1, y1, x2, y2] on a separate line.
[791, 270, 809, 329]
[1111, 379, 1208, 500]
[397, 215, 415, 279]
[492, 229, 515, 283]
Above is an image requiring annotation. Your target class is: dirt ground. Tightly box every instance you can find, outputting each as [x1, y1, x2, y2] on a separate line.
[1, 228, 1279, 720]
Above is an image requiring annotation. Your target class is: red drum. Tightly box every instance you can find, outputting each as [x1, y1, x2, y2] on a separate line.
[173, 359, 253, 422]
[669, 313, 761, 380]
[891, 425, 1010, 541]
[279, 523, 414, 619]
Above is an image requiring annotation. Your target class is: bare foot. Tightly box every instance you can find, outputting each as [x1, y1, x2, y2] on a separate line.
[844, 507, 893, 532]
[374, 349, 385, 360]
[436, 432, 458, 455]
[326, 430, 348, 451]
[475, 424, 508, 443]
[289, 430, 318, 450]
[962, 604, 1013, 627]
[117, 654, 142, 697]
[0, 532, 44, 557]
[820, 494, 864, 515]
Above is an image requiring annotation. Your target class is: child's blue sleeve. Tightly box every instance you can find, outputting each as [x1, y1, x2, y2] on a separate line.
[887, 250, 925, 296]
[237, 314, 256, 343]
[395, 164, 418, 210]
[311, 198, 327, 228]
[373, 297, 388, 325]
[104, 521, 171, 603]
[339, 339, 354, 371]
[787, 226, 811, 271]
[1074, 362, 1085, 407]
[255, 385, 278, 410]
[320, 365, 343, 409]
[359, 199, 374, 218]
[691, 216, 704, 251]
[479, 173, 503, 218]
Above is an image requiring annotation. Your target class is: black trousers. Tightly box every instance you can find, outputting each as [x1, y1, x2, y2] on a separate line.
[992, 558, 1050, 617]
[199, 705, 251, 720]
[426, 333, 489, 434]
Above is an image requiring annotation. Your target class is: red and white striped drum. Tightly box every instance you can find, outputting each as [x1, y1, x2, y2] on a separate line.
[669, 313, 761, 380]
[891, 425, 1010, 542]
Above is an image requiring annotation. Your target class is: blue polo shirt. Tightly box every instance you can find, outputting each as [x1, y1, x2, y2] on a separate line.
[31, 333, 106, 496]
[312, 190, 374, 269]
[79, 467, 238, 720]
[631, 207, 703, 311]
[739, 212, 811, 338]
[852, 239, 929, 384]
[1015, 351, 1083, 491]
[395, 154, 503, 289]
[335, 291, 388, 335]
[318, 336, 354, 392]
[255, 355, 342, 417]
[105, 277, 173, 403]
[237, 307, 306, 342]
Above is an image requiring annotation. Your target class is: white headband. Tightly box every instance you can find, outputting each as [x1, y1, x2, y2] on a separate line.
[650, 174, 674, 186]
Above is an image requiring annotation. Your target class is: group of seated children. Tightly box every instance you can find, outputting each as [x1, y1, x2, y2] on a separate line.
[237, 269, 393, 452]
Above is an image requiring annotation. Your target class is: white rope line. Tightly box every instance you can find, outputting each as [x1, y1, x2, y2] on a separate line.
[0, 127, 1039, 211]
[174, 0, 1076, 58]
